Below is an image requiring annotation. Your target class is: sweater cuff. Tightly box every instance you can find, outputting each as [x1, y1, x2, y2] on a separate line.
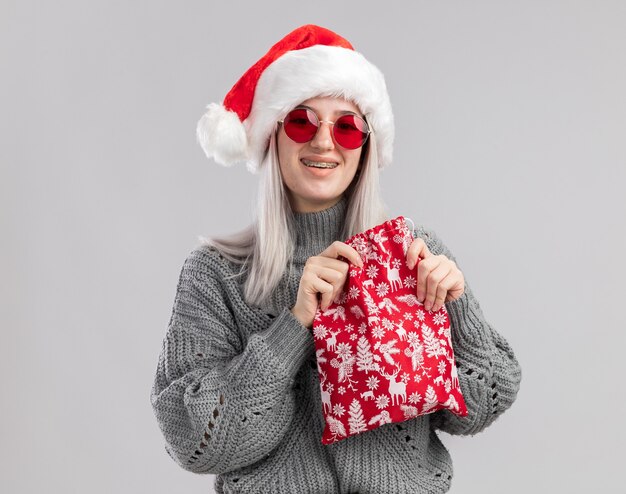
[259, 306, 315, 382]
[444, 284, 489, 350]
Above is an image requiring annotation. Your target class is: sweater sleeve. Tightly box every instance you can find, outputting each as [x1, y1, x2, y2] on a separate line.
[149, 247, 315, 474]
[412, 226, 522, 436]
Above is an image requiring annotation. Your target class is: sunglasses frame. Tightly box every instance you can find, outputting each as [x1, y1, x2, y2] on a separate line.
[277, 106, 372, 149]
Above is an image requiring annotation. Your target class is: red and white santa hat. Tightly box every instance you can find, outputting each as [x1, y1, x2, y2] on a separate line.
[196, 24, 394, 174]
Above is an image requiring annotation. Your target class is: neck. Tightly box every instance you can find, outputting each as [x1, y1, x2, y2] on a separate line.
[291, 195, 348, 263]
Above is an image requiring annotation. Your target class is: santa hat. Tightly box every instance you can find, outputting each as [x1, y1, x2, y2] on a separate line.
[196, 24, 394, 174]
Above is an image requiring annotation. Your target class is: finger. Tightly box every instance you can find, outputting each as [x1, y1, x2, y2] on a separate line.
[406, 238, 433, 270]
[309, 256, 352, 275]
[431, 276, 456, 312]
[423, 257, 452, 311]
[443, 274, 466, 305]
[307, 260, 350, 303]
[319, 241, 364, 267]
[313, 266, 347, 310]
[416, 255, 440, 302]
[329, 276, 347, 306]
[303, 272, 334, 311]
[305, 256, 350, 304]
[333, 280, 347, 304]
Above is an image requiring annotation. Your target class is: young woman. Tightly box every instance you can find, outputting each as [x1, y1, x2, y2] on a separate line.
[150, 24, 522, 494]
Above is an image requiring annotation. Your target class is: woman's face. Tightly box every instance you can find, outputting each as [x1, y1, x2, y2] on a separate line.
[277, 96, 364, 213]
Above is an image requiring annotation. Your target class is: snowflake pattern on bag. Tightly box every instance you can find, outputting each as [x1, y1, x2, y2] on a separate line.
[312, 216, 468, 445]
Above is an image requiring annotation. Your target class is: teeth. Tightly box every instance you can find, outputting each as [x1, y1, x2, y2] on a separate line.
[302, 159, 338, 169]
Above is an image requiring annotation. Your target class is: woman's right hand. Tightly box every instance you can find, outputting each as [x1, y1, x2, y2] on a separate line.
[290, 241, 364, 329]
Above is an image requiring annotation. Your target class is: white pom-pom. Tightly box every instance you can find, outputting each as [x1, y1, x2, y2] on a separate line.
[195, 103, 248, 166]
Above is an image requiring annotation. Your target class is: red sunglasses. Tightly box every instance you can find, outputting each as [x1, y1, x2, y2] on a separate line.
[278, 107, 371, 149]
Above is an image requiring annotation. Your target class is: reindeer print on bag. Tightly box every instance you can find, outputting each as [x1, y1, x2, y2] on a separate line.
[312, 216, 468, 445]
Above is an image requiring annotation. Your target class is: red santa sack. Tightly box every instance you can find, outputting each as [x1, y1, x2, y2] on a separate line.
[312, 216, 468, 445]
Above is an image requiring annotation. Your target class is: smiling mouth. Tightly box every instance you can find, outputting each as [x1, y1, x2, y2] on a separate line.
[301, 158, 339, 169]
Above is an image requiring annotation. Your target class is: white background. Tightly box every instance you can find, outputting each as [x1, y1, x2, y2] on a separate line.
[2, 1, 625, 492]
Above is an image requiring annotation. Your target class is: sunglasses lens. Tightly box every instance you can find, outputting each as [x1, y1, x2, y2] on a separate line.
[282, 108, 370, 149]
[283, 108, 318, 143]
[333, 114, 369, 149]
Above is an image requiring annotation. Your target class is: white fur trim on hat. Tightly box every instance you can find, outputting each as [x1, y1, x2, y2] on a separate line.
[196, 44, 394, 174]
[244, 45, 394, 174]
[196, 103, 249, 167]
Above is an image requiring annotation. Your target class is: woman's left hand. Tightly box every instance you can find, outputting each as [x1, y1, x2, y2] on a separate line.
[405, 238, 465, 312]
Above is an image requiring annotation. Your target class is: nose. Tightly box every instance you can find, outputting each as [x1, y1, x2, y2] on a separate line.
[309, 121, 335, 151]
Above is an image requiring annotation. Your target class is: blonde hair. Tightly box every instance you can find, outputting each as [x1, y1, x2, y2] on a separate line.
[200, 122, 389, 308]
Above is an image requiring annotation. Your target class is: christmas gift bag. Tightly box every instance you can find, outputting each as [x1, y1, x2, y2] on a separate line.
[312, 216, 468, 445]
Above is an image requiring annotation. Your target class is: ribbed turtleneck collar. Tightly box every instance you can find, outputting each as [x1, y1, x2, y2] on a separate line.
[291, 195, 348, 263]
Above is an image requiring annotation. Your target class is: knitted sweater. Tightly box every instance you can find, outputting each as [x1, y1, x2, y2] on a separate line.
[150, 195, 522, 494]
